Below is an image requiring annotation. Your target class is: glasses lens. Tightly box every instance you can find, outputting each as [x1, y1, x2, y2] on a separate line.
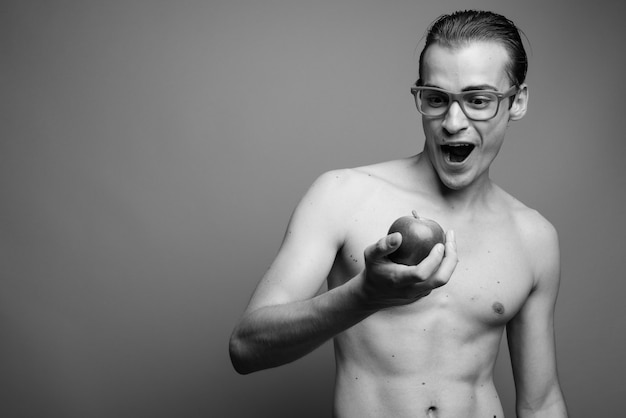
[461, 91, 499, 120]
[417, 89, 449, 117]
[414, 88, 504, 121]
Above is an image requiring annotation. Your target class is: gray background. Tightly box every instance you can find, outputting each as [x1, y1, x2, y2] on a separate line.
[2, 0, 625, 417]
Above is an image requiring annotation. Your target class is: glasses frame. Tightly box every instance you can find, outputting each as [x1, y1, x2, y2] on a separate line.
[410, 85, 519, 121]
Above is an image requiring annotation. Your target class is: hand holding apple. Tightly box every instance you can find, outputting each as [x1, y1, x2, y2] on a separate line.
[387, 210, 445, 266]
[360, 215, 456, 308]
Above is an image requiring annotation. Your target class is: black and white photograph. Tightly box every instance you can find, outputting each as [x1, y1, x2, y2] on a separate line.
[2, 1, 625, 417]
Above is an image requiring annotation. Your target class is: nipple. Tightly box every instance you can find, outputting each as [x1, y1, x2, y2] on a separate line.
[492, 302, 505, 315]
[427, 406, 438, 417]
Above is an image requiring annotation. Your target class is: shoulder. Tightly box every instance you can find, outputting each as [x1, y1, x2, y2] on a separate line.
[288, 165, 385, 242]
[299, 167, 377, 224]
[506, 197, 557, 242]
[295, 158, 411, 232]
[504, 195, 560, 288]
[307, 158, 411, 202]
[491, 186, 558, 250]
[510, 202, 558, 257]
[302, 168, 364, 210]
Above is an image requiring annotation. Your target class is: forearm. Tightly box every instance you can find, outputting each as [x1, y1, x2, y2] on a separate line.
[229, 273, 375, 374]
[517, 404, 568, 418]
[517, 386, 568, 418]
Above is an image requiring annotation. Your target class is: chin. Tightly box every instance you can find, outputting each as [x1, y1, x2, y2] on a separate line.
[439, 177, 467, 191]
[435, 169, 476, 191]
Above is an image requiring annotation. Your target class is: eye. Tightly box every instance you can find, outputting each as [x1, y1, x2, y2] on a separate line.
[423, 92, 448, 108]
[465, 93, 495, 109]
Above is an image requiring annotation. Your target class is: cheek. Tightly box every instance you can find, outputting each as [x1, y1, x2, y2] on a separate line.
[476, 131, 506, 163]
[422, 120, 440, 141]
[477, 119, 508, 149]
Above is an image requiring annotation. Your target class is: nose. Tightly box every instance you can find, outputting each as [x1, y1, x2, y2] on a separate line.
[442, 101, 469, 134]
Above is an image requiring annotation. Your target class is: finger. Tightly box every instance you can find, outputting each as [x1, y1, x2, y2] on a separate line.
[445, 229, 456, 251]
[364, 232, 402, 261]
[390, 242, 445, 287]
[428, 231, 459, 288]
[412, 242, 445, 279]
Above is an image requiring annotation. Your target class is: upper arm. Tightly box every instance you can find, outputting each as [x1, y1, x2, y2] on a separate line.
[507, 213, 565, 411]
[244, 170, 353, 313]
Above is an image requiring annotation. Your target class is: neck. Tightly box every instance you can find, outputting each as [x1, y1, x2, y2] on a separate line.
[412, 152, 495, 212]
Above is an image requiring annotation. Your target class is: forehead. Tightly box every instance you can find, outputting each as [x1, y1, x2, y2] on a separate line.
[421, 41, 510, 90]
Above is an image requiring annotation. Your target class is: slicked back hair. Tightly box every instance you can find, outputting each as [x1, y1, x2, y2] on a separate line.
[417, 10, 528, 87]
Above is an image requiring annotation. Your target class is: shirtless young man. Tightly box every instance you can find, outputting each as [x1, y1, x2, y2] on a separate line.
[230, 10, 568, 418]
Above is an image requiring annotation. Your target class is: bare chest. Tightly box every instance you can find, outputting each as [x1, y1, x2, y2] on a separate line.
[329, 201, 534, 327]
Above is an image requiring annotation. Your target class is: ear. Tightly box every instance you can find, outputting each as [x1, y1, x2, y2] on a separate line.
[509, 84, 528, 121]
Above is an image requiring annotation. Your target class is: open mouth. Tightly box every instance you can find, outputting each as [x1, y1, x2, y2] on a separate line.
[441, 144, 474, 163]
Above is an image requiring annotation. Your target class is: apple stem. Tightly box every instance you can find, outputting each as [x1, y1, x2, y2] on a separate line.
[412, 210, 419, 219]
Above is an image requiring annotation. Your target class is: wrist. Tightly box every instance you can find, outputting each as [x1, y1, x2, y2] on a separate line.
[345, 270, 382, 314]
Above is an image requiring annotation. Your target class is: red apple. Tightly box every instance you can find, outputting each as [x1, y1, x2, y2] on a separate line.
[387, 210, 445, 266]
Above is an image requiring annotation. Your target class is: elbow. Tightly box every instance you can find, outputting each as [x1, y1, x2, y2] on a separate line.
[228, 330, 256, 375]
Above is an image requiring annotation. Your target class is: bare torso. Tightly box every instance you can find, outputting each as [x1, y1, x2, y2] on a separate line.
[325, 158, 536, 418]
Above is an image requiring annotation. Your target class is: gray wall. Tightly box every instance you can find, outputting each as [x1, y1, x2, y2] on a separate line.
[2, 0, 625, 417]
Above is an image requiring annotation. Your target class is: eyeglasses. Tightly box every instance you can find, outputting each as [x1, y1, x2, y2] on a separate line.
[410, 85, 518, 121]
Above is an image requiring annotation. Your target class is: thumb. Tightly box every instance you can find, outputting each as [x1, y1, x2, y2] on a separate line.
[365, 232, 402, 260]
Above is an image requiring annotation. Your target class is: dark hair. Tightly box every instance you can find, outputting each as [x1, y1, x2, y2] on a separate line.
[417, 10, 528, 87]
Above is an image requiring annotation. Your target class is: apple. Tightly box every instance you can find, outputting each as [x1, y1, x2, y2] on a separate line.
[387, 210, 445, 266]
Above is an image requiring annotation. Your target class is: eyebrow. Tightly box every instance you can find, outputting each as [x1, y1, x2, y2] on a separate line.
[422, 83, 500, 92]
